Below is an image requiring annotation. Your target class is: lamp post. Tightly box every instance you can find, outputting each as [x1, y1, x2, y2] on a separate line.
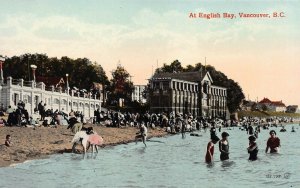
[0, 56, 5, 85]
[66, 73, 69, 90]
[30, 64, 37, 82]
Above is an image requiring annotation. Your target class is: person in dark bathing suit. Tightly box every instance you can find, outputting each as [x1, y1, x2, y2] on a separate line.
[265, 130, 280, 153]
[247, 125, 254, 135]
[181, 119, 186, 139]
[210, 126, 217, 139]
[219, 132, 230, 161]
[205, 135, 220, 163]
[247, 135, 258, 161]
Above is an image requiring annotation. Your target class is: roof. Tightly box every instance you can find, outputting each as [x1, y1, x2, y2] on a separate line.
[259, 98, 272, 104]
[271, 101, 286, 107]
[36, 76, 65, 87]
[259, 98, 286, 107]
[151, 70, 207, 82]
[287, 105, 298, 108]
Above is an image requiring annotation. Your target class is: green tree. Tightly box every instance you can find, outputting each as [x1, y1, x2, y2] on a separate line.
[2, 53, 109, 92]
[107, 64, 134, 106]
[159, 59, 184, 73]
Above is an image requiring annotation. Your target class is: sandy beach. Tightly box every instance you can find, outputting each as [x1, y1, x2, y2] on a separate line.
[0, 124, 167, 167]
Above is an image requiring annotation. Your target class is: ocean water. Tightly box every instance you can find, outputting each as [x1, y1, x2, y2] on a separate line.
[0, 124, 299, 188]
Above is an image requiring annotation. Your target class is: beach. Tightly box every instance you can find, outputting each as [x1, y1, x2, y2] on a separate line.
[0, 125, 167, 167]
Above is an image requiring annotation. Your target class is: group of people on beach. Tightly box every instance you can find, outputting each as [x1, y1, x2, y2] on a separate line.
[205, 126, 281, 163]
[1, 104, 296, 161]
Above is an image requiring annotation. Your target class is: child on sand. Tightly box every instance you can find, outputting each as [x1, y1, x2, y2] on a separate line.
[205, 135, 220, 163]
[247, 135, 258, 161]
[5, 135, 12, 147]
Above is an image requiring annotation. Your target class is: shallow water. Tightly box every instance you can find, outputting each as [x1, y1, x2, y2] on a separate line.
[0, 124, 299, 188]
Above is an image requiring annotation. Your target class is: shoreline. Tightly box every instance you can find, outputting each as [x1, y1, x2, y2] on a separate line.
[0, 125, 168, 168]
[1, 121, 298, 168]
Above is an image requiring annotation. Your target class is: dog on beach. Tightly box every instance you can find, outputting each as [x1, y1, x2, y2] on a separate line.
[71, 130, 90, 154]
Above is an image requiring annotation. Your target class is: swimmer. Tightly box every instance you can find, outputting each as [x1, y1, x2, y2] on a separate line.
[205, 135, 220, 163]
[291, 126, 295, 132]
[247, 135, 258, 161]
[219, 132, 230, 161]
[135, 123, 147, 147]
[265, 130, 280, 153]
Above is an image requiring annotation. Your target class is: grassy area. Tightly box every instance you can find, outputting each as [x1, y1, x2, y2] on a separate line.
[238, 110, 300, 119]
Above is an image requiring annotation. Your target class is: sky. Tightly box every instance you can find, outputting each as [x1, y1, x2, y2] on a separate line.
[0, 0, 299, 106]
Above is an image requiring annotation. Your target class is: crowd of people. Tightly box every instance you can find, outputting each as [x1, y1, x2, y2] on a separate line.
[0, 101, 71, 127]
[0, 103, 297, 162]
[93, 109, 230, 132]
[5, 101, 29, 126]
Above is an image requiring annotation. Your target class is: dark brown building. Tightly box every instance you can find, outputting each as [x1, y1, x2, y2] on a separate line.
[148, 71, 227, 118]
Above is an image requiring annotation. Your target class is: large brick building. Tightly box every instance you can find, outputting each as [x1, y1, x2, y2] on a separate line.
[148, 71, 227, 118]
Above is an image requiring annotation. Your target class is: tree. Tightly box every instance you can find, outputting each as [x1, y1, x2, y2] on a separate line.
[159, 59, 184, 73]
[107, 64, 134, 106]
[2, 53, 109, 92]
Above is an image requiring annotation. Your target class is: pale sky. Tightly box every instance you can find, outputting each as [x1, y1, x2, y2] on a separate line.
[1, 0, 299, 106]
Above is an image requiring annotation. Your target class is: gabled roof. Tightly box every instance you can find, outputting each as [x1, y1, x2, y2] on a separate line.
[259, 98, 272, 104]
[271, 101, 286, 107]
[152, 70, 208, 83]
[36, 76, 65, 87]
[259, 98, 286, 107]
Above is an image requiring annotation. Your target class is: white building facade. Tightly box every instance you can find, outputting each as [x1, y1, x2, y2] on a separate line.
[0, 77, 102, 118]
[131, 85, 147, 104]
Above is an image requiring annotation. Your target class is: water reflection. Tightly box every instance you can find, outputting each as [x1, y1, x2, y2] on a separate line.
[136, 147, 147, 154]
[220, 160, 235, 168]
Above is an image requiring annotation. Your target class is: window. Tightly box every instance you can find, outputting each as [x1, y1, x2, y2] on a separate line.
[162, 82, 169, 90]
[62, 99, 67, 105]
[153, 82, 160, 89]
[203, 82, 208, 94]
[54, 98, 60, 104]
